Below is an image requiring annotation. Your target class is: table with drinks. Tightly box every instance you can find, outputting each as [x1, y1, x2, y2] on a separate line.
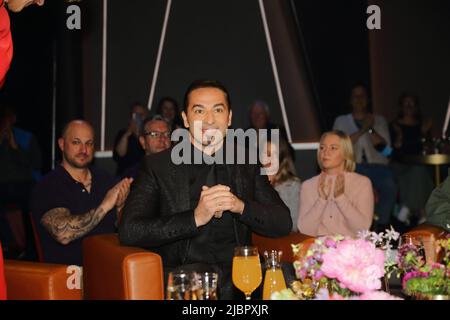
[166, 246, 286, 300]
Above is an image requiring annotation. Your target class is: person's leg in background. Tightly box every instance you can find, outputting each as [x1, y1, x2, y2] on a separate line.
[356, 163, 397, 231]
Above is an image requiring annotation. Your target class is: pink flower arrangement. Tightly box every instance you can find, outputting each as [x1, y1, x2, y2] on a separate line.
[321, 239, 385, 293]
[290, 235, 401, 300]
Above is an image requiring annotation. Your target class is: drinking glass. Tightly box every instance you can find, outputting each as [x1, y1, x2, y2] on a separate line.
[166, 271, 193, 300]
[232, 246, 262, 300]
[191, 272, 218, 300]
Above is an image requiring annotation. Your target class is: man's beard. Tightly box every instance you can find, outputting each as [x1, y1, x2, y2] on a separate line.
[64, 152, 91, 169]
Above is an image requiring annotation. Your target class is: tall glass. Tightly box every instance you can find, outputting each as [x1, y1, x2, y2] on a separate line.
[262, 250, 286, 300]
[232, 246, 262, 300]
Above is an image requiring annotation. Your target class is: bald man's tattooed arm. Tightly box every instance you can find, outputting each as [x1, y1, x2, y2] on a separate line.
[40, 207, 108, 245]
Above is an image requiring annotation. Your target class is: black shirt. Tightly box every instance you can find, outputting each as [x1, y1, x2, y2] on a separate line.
[113, 129, 144, 176]
[31, 165, 117, 266]
[184, 145, 237, 265]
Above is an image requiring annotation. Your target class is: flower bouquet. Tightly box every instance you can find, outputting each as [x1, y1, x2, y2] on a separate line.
[271, 234, 401, 300]
[400, 237, 450, 299]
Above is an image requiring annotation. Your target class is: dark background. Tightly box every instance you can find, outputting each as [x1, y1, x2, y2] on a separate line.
[1, 0, 449, 180]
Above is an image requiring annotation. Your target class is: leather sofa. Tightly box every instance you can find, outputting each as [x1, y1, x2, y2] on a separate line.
[4, 259, 82, 300]
[401, 223, 449, 264]
[82, 233, 164, 300]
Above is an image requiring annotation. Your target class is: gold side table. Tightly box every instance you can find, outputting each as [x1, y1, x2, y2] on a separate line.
[401, 154, 450, 186]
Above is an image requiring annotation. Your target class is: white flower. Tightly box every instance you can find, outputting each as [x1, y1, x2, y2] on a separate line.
[384, 226, 400, 241]
[370, 232, 384, 244]
[357, 230, 371, 240]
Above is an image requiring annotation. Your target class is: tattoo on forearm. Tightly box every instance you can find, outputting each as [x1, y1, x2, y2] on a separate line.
[40, 207, 106, 245]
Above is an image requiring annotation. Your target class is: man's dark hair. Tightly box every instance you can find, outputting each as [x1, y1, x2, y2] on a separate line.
[183, 79, 231, 112]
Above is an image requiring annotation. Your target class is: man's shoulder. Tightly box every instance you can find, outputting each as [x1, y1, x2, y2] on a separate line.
[36, 167, 64, 189]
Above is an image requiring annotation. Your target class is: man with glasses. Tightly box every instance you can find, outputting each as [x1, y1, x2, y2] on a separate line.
[139, 115, 172, 156]
[122, 116, 172, 179]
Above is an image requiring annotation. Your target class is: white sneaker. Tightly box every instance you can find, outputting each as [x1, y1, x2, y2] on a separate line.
[397, 205, 411, 225]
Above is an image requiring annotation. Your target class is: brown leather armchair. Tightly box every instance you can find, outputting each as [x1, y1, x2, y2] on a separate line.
[402, 223, 449, 264]
[82, 233, 164, 300]
[4, 260, 82, 300]
[252, 232, 315, 263]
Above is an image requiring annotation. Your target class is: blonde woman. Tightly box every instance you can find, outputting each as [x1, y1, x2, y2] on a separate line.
[262, 138, 301, 231]
[297, 130, 374, 237]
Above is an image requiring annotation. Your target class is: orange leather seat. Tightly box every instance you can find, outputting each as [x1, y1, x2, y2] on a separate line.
[252, 232, 315, 263]
[402, 223, 449, 264]
[4, 260, 82, 300]
[82, 233, 164, 300]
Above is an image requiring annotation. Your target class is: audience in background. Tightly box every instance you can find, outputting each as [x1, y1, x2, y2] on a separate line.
[31, 120, 132, 265]
[262, 138, 301, 231]
[248, 100, 295, 161]
[390, 93, 434, 225]
[333, 84, 396, 231]
[154, 97, 183, 132]
[425, 171, 450, 233]
[0, 105, 42, 259]
[113, 102, 148, 176]
[122, 115, 172, 179]
[298, 130, 374, 237]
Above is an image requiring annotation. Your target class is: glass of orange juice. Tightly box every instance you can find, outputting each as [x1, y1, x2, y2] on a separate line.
[232, 246, 262, 300]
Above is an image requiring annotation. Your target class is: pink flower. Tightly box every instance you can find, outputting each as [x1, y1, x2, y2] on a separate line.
[321, 239, 385, 293]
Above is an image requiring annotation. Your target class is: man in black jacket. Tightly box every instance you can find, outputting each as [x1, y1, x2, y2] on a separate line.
[119, 80, 292, 299]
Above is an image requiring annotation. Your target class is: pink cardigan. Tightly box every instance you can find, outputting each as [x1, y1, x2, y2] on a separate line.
[297, 172, 374, 237]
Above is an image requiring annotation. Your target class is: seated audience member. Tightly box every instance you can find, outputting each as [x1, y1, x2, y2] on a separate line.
[113, 102, 148, 176]
[247, 100, 295, 161]
[298, 130, 374, 237]
[0, 104, 42, 258]
[119, 80, 291, 299]
[31, 120, 132, 266]
[122, 115, 172, 179]
[262, 138, 301, 231]
[425, 172, 450, 233]
[391, 93, 434, 225]
[333, 83, 396, 231]
[154, 97, 183, 132]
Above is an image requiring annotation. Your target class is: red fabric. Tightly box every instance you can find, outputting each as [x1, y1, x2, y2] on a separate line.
[0, 5, 13, 89]
[0, 242, 6, 300]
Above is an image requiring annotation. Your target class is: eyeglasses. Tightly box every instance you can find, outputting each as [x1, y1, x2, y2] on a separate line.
[143, 131, 171, 139]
